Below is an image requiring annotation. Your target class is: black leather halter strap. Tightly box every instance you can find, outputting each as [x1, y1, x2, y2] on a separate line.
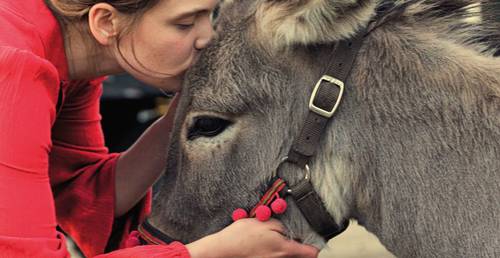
[288, 31, 366, 167]
[284, 1, 402, 240]
[283, 28, 367, 240]
[137, 218, 177, 245]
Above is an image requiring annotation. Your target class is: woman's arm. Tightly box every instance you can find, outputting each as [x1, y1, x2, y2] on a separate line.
[114, 96, 179, 217]
[95, 219, 319, 258]
[0, 46, 69, 257]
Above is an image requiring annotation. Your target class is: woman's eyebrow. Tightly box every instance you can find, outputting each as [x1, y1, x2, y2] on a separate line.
[173, 8, 210, 20]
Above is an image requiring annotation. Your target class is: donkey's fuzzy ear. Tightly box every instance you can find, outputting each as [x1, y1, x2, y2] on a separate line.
[254, 0, 377, 49]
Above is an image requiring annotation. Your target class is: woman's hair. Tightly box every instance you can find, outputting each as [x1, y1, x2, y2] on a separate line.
[45, 0, 160, 25]
[45, 0, 171, 78]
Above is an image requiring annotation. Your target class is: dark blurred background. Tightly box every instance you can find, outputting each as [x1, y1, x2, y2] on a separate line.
[101, 74, 173, 153]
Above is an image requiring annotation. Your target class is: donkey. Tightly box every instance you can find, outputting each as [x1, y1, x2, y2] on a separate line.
[149, 0, 500, 257]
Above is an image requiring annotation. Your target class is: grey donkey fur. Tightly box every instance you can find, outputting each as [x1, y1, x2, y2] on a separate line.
[150, 0, 500, 257]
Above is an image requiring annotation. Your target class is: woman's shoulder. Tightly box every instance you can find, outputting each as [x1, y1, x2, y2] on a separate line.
[0, 46, 60, 104]
[0, 0, 70, 81]
[0, 0, 65, 69]
[0, 46, 59, 80]
[0, 45, 61, 128]
[0, 2, 46, 54]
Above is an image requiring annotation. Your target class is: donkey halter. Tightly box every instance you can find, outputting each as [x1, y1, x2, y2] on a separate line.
[271, 0, 404, 239]
[271, 26, 367, 239]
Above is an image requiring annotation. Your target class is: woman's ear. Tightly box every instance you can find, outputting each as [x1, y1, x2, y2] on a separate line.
[254, 0, 377, 50]
[88, 3, 120, 45]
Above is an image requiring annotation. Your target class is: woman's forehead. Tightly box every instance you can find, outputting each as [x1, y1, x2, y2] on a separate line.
[152, 0, 219, 19]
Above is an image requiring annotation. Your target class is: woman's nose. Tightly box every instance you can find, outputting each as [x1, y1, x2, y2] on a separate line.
[195, 18, 215, 50]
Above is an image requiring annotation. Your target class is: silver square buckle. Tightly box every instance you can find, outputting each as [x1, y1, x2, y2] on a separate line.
[308, 75, 345, 118]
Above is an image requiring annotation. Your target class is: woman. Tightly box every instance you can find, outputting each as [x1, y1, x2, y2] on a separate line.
[0, 0, 319, 257]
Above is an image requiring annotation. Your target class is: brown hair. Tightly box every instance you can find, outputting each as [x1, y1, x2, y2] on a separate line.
[44, 0, 160, 25]
[44, 0, 171, 78]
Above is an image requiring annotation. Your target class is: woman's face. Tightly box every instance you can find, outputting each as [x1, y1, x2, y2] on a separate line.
[115, 0, 217, 91]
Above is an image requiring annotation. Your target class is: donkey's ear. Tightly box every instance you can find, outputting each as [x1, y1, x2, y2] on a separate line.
[254, 0, 377, 49]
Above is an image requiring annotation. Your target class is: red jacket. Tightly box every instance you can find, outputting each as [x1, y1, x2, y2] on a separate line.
[0, 0, 189, 257]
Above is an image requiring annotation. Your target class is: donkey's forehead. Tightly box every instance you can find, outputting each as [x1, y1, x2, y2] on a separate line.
[183, 32, 305, 116]
[186, 39, 284, 114]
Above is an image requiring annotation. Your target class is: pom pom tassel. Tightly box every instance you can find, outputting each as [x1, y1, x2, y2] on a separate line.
[125, 230, 141, 248]
[271, 198, 287, 214]
[232, 208, 249, 221]
[255, 205, 272, 221]
[231, 179, 288, 222]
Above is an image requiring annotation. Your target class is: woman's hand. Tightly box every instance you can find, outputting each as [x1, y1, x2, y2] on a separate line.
[186, 218, 319, 258]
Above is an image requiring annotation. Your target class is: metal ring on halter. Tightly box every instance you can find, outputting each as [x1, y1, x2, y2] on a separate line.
[274, 156, 311, 182]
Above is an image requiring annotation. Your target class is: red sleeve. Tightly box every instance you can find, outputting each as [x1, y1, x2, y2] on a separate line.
[0, 232, 70, 258]
[0, 46, 69, 257]
[48, 77, 152, 256]
[0, 46, 156, 257]
[94, 242, 191, 258]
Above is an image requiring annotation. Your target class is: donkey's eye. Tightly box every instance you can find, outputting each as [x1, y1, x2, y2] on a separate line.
[187, 116, 232, 140]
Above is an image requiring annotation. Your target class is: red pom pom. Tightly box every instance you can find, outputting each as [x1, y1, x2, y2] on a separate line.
[232, 208, 248, 221]
[125, 231, 141, 248]
[129, 230, 140, 238]
[255, 205, 272, 221]
[271, 198, 287, 214]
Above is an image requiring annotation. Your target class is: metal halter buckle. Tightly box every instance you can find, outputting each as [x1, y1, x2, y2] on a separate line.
[274, 157, 311, 193]
[308, 75, 345, 118]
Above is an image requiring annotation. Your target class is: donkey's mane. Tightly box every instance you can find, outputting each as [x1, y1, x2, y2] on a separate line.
[400, 0, 499, 55]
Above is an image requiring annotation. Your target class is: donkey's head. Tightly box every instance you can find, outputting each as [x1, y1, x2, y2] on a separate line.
[150, 0, 500, 252]
[150, 0, 378, 247]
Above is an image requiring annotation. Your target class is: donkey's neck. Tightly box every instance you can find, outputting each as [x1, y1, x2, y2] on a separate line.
[309, 8, 500, 256]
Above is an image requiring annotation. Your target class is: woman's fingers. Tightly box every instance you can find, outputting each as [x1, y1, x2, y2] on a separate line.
[233, 218, 286, 234]
[262, 218, 287, 234]
[263, 219, 319, 258]
[285, 239, 320, 258]
[220, 218, 320, 258]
